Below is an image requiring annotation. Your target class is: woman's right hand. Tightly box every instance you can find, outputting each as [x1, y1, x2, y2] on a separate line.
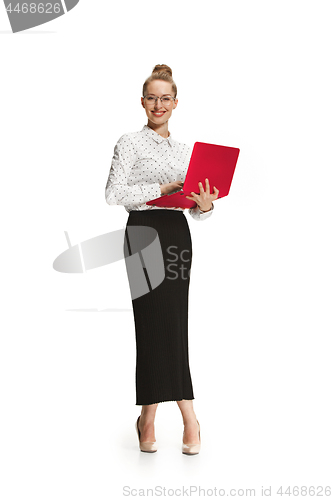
[160, 181, 184, 195]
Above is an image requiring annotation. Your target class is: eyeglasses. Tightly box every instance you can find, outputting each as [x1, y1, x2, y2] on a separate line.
[143, 95, 176, 107]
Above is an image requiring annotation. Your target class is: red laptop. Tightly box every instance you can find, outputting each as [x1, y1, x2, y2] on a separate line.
[146, 142, 240, 209]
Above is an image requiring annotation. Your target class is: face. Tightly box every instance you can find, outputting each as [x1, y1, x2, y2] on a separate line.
[141, 80, 178, 127]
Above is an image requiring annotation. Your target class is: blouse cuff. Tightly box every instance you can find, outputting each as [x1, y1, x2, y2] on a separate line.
[188, 202, 214, 221]
[140, 183, 162, 204]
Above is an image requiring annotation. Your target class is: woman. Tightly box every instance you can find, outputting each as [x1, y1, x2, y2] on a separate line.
[105, 64, 218, 454]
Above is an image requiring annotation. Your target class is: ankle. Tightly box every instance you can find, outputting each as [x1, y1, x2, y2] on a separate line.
[139, 414, 156, 426]
[182, 415, 198, 426]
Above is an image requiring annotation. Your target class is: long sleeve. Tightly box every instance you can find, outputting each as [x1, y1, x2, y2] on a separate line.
[105, 135, 161, 206]
[188, 202, 215, 221]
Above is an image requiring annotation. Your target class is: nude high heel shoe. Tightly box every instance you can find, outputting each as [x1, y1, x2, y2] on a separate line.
[135, 416, 157, 453]
[182, 420, 201, 455]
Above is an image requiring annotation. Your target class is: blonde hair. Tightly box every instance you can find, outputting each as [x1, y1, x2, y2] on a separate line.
[143, 64, 177, 97]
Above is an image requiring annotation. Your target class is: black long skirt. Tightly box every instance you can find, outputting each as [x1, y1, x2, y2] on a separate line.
[123, 209, 195, 406]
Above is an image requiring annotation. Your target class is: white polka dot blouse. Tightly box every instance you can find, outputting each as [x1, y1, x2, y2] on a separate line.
[105, 125, 214, 221]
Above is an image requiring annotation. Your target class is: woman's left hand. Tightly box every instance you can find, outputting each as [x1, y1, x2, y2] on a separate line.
[186, 178, 219, 212]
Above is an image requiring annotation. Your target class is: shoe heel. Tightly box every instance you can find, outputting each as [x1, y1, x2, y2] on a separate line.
[135, 416, 157, 453]
[182, 420, 201, 455]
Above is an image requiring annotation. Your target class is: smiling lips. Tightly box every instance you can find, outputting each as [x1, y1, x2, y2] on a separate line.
[152, 111, 166, 117]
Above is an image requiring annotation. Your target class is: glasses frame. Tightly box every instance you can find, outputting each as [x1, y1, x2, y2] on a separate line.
[142, 94, 176, 106]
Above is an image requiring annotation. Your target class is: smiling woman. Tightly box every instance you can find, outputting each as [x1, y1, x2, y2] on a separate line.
[141, 67, 178, 135]
[105, 64, 216, 455]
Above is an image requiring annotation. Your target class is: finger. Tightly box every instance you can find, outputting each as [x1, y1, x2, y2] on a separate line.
[213, 186, 219, 198]
[198, 181, 205, 193]
[205, 178, 210, 194]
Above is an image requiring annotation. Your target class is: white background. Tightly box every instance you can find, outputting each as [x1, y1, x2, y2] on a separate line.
[1, 1, 332, 498]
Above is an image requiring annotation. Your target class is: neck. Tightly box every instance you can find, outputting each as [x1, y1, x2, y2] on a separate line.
[147, 120, 170, 138]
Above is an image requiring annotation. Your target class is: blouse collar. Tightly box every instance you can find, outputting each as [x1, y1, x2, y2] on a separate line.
[142, 125, 175, 147]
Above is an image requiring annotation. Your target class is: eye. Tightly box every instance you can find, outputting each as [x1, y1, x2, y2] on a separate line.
[146, 96, 155, 101]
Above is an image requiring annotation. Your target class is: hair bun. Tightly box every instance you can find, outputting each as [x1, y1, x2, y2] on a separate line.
[143, 64, 177, 98]
[152, 64, 172, 76]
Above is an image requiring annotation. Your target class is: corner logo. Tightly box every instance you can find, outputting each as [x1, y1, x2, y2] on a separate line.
[3, 0, 80, 33]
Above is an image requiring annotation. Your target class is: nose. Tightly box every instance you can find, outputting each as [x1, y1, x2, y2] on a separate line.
[154, 97, 163, 109]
